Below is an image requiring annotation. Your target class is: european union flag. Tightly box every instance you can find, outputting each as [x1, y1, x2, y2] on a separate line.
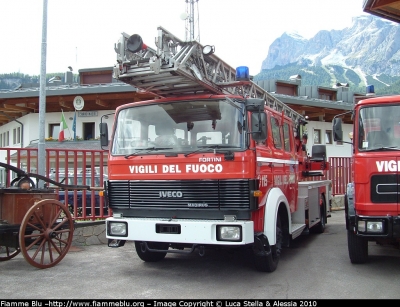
[72, 111, 77, 141]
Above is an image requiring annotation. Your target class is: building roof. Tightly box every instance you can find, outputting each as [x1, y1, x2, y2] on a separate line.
[363, 0, 400, 24]
[0, 68, 156, 126]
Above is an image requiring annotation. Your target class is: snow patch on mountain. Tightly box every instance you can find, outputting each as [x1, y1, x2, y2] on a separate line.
[353, 66, 367, 86]
[284, 30, 306, 41]
[261, 14, 400, 76]
[320, 50, 347, 66]
[372, 74, 390, 86]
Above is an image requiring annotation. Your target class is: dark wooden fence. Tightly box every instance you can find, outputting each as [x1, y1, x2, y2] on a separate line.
[0, 147, 352, 220]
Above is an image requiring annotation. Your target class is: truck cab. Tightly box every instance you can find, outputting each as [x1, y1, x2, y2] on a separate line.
[333, 94, 400, 263]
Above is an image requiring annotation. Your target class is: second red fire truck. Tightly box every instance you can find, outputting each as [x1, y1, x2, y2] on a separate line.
[100, 26, 332, 272]
[333, 89, 400, 264]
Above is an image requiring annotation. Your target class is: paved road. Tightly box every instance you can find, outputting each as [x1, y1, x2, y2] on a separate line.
[1, 210, 400, 300]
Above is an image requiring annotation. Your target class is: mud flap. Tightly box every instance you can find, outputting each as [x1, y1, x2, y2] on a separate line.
[253, 232, 272, 257]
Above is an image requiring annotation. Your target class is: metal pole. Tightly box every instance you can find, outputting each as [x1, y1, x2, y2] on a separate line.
[190, 0, 194, 41]
[38, 0, 48, 187]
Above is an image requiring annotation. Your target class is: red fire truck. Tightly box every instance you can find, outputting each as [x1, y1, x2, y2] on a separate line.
[333, 90, 400, 264]
[100, 26, 331, 272]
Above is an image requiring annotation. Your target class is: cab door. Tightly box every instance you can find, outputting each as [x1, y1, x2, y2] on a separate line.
[270, 116, 296, 211]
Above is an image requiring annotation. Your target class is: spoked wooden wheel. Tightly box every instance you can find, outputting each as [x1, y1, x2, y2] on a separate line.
[0, 246, 20, 261]
[19, 199, 74, 269]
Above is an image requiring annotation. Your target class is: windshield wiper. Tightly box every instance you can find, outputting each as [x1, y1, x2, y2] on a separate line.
[124, 147, 173, 159]
[184, 145, 240, 157]
[363, 146, 400, 152]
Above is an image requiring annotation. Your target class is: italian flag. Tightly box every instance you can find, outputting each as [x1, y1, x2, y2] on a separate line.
[59, 111, 68, 142]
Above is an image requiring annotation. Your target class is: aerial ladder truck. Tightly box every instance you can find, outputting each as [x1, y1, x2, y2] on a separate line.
[100, 26, 331, 272]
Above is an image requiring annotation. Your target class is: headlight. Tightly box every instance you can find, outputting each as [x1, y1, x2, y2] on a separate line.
[217, 225, 242, 241]
[357, 220, 384, 234]
[108, 222, 127, 236]
[366, 221, 383, 233]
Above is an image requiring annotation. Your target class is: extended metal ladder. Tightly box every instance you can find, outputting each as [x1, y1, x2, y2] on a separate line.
[113, 26, 305, 124]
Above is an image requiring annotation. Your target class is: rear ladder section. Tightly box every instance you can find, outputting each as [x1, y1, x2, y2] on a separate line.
[113, 26, 305, 125]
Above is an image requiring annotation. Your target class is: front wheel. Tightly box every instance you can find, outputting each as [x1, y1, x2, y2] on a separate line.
[254, 214, 282, 272]
[134, 241, 168, 262]
[347, 229, 368, 264]
[19, 199, 73, 269]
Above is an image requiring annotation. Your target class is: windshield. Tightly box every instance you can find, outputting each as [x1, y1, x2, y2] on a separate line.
[358, 104, 400, 151]
[111, 98, 246, 156]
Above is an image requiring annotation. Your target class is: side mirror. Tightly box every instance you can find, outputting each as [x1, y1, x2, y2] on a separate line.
[333, 117, 343, 142]
[99, 122, 109, 148]
[250, 112, 267, 142]
[245, 98, 264, 112]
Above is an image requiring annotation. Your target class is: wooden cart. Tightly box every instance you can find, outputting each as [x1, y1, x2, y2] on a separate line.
[0, 162, 90, 269]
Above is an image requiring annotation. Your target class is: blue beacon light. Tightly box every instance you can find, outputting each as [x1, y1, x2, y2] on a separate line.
[236, 66, 250, 81]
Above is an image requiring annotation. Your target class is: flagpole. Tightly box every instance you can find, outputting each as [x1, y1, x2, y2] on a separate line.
[37, 0, 48, 188]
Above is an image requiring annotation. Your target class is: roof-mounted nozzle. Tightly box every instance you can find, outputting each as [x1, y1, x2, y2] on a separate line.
[127, 34, 148, 53]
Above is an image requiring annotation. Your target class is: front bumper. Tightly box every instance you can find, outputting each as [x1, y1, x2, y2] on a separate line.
[106, 217, 254, 245]
[353, 215, 400, 238]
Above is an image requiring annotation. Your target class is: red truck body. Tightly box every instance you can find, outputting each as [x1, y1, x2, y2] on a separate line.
[102, 26, 331, 272]
[334, 94, 400, 263]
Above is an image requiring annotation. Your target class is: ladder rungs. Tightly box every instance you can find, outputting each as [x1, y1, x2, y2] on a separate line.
[114, 26, 305, 124]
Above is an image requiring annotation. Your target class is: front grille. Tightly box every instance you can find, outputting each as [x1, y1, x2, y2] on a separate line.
[371, 174, 399, 203]
[107, 179, 255, 210]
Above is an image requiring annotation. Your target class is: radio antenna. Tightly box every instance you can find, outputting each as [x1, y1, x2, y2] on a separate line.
[181, 0, 200, 42]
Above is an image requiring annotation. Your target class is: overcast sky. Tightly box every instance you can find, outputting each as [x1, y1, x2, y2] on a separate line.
[1, 0, 366, 76]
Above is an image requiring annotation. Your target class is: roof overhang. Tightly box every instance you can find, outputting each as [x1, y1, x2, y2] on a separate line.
[272, 94, 354, 123]
[0, 83, 157, 126]
[363, 0, 400, 24]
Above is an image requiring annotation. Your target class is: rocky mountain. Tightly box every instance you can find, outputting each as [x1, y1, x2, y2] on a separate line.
[255, 14, 400, 93]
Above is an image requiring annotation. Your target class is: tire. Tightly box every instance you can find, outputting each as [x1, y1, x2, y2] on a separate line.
[254, 214, 282, 272]
[347, 230, 368, 264]
[310, 197, 326, 234]
[134, 241, 168, 262]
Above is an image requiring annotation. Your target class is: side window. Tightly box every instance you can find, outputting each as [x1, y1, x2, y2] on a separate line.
[325, 130, 333, 144]
[314, 129, 321, 144]
[283, 123, 291, 152]
[271, 117, 282, 149]
[5, 131, 9, 146]
[49, 124, 59, 139]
